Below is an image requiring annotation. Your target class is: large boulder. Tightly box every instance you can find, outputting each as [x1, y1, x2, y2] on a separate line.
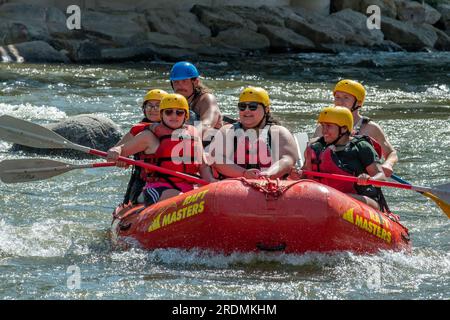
[331, 9, 385, 47]
[142, 32, 198, 50]
[191, 5, 258, 36]
[395, 0, 442, 25]
[361, 0, 397, 18]
[144, 9, 211, 43]
[80, 10, 150, 46]
[331, 0, 397, 18]
[437, 4, 450, 34]
[285, 10, 347, 45]
[0, 3, 70, 45]
[0, 20, 29, 45]
[257, 24, 315, 52]
[228, 6, 285, 27]
[3, 41, 69, 63]
[212, 28, 270, 51]
[381, 17, 438, 50]
[422, 24, 450, 51]
[11, 115, 122, 158]
[101, 46, 157, 62]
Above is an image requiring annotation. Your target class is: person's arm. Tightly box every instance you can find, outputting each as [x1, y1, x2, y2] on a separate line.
[196, 93, 221, 134]
[367, 122, 398, 177]
[260, 126, 299, 179]
[107, 130, 159, 162]
[114, 132, 134, 147]
[356, 162, 387, 186]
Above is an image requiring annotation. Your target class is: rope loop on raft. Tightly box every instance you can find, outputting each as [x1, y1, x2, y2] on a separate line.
[239, 177, 288, 200]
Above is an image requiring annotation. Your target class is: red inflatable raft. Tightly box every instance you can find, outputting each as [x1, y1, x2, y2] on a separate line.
[111, 179, 411, 254]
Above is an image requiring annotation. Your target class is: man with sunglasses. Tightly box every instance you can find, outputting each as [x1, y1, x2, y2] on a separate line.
[169, 61, 223, 144]
[107, 94, 214, 207]
[113, 89, 168, 206]
[210, 87, 298, 180]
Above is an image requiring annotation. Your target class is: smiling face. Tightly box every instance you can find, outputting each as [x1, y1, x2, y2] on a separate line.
[321, 122, 342, 144]
[143, 100, 161, 122]
[238, 102, 266, 129]
[161, 108, 186, 129]
[334, 91, 357, 109]
[172, 79, 198, 98]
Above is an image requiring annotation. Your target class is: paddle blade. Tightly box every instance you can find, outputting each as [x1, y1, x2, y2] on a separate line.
[294, 132, 309, 168]
[0, 115, 71, 149]
[423, 192, 450, 219]
[0, 158, 72, 183]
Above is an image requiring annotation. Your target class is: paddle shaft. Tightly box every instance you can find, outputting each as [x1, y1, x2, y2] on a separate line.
[302, 170, 433, 193]
[87, 149, 209, 186]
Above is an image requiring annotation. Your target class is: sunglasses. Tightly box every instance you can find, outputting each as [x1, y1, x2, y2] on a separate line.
[143, 102, 159, 110]
[238, 102, 260, 111]
[163, 109, 186, 117]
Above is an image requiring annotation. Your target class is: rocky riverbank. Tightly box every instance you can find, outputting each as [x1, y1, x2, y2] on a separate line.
[0, 0, 449, 64]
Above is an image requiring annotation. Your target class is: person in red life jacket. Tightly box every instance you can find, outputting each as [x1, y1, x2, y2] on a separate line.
[313, 79, 398, 177]
[114, 89, 168, 206]
[107, 93, 214, 206]
[304, 106, 390, 211]
[169, 61, 223, 145]
[210, 87, 298, 180]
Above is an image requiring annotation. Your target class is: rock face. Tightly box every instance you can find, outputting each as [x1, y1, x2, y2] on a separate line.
[4, 40, 70, 63]
[395, 0, 441, 25]
[381, 17, 438, 50]
[0, 1, 449, 64]
[257, 24, 316, 52]
[12, 115, 122, 158]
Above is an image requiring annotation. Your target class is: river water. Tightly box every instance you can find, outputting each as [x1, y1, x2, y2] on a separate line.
[0, 52, 449, 300]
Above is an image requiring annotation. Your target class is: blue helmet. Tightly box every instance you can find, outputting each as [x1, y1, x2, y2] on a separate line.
[169, 61, 200, 81]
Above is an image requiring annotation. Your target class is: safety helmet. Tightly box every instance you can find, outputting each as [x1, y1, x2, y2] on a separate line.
[143, 89, 168, 104]
[239, 87, 271, 109]
[159, 93, 190, 120]
[169, 61, 200, 81]
[333, 79, 366, 106]
[318, 106, 353, 133]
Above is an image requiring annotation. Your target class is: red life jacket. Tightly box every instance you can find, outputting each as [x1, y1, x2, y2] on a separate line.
[129, 122, 151, 136]
[144, 123, 201, 184]
[307, 146, 356, 193]
[233, 123, 272, 170]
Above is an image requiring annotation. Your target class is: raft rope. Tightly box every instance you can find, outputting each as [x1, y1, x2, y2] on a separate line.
[239, 177, 298, 200]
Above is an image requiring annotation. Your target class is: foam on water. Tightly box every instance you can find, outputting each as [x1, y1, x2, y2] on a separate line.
[0, 103, 66, 122]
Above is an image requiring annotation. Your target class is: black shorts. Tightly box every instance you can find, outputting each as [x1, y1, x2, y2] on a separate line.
[143, 186, 171, 206]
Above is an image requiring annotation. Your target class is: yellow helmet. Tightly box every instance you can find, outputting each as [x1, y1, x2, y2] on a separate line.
[143, 89, 168, 103]
[159, 93, 190, 120]
[239, 87, 270, 109]
[333, 79, 366, 106]
[318, 106, 354, 132]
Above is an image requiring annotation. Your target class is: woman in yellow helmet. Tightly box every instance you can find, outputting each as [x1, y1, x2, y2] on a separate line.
[107, 94, 214, 206]
[210, 87, 298, 180]
[304, 106, 390, 211]
[314, 79, 398, 177]
[112, 89, 168, 206]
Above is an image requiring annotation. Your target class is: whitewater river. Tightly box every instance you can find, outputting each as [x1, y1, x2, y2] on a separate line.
[0, 52, 449, 299]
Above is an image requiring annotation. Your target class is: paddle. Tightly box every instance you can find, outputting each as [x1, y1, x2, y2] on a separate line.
[302, 170, 450, 218]
[0, 158, 116, 183]
[0, 115, 209, 186]
[391, 173, 450, 217]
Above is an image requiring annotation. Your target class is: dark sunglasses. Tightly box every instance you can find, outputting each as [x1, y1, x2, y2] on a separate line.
[143, 102, 159, 110]
[163, 109, 186, 117]
[238, 102, 260, 111]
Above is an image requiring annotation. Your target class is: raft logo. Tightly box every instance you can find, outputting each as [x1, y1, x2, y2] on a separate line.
[342, 208, 392, 243]
[147, 189, 209, 233]
[367, 5, 381, 30]
[66, 265, 81, 290]
[66, 5, 81, 30]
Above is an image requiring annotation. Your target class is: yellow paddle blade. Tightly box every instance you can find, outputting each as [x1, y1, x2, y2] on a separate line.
[423, 192, 450, 218]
